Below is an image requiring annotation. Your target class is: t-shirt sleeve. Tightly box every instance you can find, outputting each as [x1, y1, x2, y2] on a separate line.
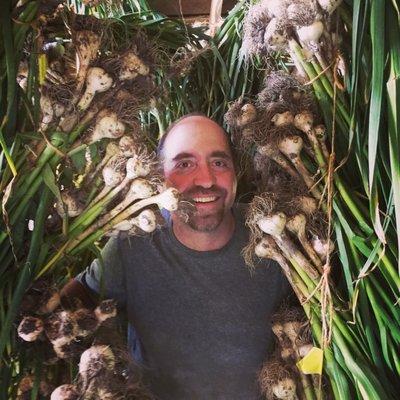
[75, 236, 127, 307]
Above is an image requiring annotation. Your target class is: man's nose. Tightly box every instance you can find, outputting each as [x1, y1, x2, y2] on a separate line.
[193, 164, 216, 188]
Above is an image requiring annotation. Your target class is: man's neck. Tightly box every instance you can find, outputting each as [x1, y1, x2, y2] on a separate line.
[172, 211, 235, 251]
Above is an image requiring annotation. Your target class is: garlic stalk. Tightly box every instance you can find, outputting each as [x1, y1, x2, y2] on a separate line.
[257, 213, 320, 279]
[77, 67, 113, 111]
[314, 124, 330, 161]
[278, 135, 322, 199]
[86, 142, 120, 184]
[255, 237, 308, 303]
[294, 111, 326, 166]
[70, 188, 179, 251]
[286, 214, 323, 271]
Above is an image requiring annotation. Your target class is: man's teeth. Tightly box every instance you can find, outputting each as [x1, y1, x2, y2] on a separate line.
[193, 196, 217, 203]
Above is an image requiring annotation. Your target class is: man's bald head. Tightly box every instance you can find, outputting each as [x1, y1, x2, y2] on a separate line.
[157, 113, 233, 162]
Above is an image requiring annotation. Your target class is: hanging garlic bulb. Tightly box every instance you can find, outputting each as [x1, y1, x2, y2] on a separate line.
[296, 20, 324, 48]
[317, 0, 342, 14]
[89, 111, 125, 144]
[119, 135, 137, 157]
[264, 18, 288, 51]
[44, 310, 77, 346]
[50, 384, 79, 400]
[257, 144, 298, 178]
[77, 67, 113, 111]
[237, 103, 257, 127]
[73, 308, 99, 337]
[119, 51, 149, 81]
[56, 191, 84, 218]
[256, 213, 320, 279]
[40, 95, 54, 132]
[278, 135, 321, 199]
[271, 111, 294, 126]
[286, 214, 322, 270]
[17, 316, 44, 342]
[94, 299, 117, 323]
[296, 195, 318, 216]
[102, 155, 127, 187]
[74, 30, 102, 94]
[126, 153, 153, 179]
[311, 235, 335, 262]
[257, 212, 287, 236]
[79, 345, 116, 385]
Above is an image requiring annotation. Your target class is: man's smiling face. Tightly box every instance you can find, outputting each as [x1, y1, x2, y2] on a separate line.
[161, 115, 237, 232]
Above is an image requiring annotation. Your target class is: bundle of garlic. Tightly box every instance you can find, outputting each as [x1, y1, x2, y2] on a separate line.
[241, 0, 343, 80]
[226, 69, 389, 398]
[17, 289, 118, 360]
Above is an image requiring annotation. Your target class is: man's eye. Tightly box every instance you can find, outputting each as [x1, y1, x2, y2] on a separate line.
[176, 161, 193, 169]
[212, 159, 228, 168]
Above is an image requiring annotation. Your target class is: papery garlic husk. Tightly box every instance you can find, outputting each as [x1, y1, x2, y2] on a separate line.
[50, 384, 80, 400]
[77, 67, 113, 111]
[18, 316, 44, 342]
[119, 51, 150, 81]
[89, 111, 125, 144]
[298, 343, 313, 358]
[95, 299, 117, 323]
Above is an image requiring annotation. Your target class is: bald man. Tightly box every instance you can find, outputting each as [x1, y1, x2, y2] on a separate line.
[62, 113, 290, 399]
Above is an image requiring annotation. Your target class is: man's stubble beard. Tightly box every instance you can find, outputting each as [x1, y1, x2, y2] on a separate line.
[185, 207, 226, 232]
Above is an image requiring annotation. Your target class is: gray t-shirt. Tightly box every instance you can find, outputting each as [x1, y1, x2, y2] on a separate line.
[77, 204, 290, 400]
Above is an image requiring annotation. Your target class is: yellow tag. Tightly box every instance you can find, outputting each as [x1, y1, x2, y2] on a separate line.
[296, 347, 323, 375]
[38, 53, 47, 85]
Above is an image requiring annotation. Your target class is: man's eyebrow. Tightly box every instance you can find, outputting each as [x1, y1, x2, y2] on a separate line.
[210, 151, 232, 159]
[172, 152, 195, 162]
